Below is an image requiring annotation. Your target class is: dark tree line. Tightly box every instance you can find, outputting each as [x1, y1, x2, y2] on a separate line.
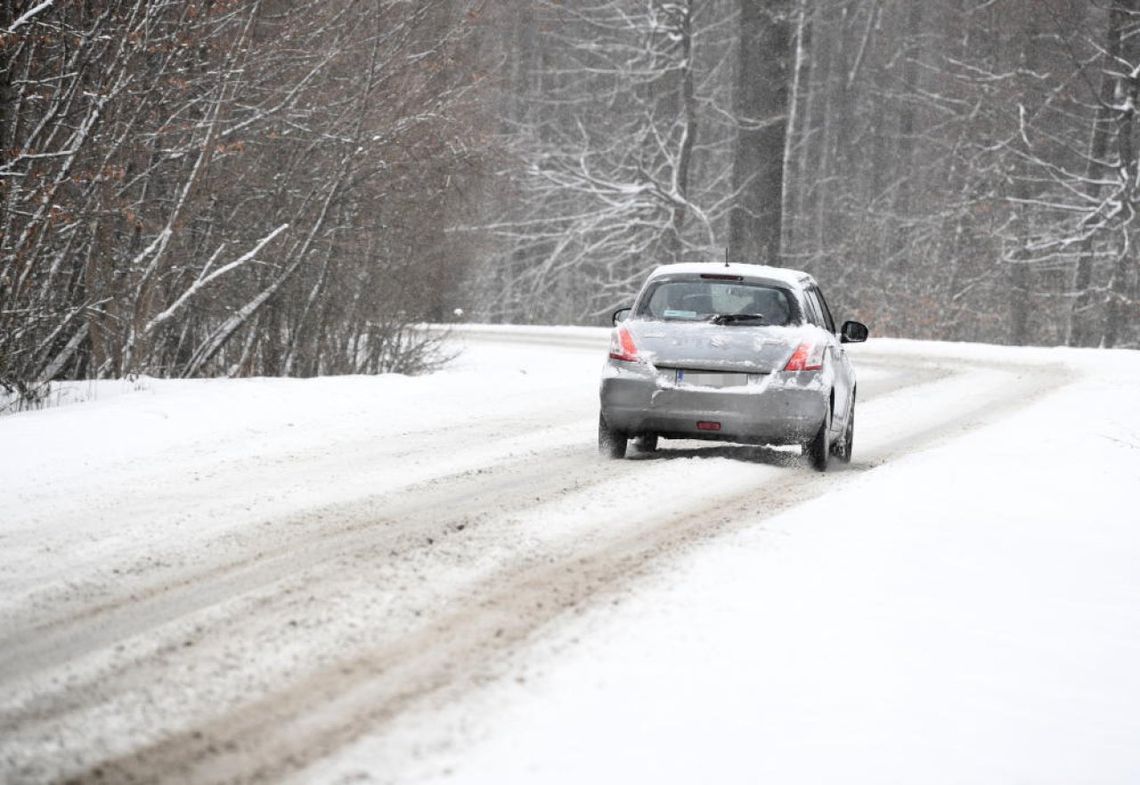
[4, 0, 1138, 402]
[1, 0, 489, 400]
[780, 0, 1139, 348]
[468, 0, 1139, 349]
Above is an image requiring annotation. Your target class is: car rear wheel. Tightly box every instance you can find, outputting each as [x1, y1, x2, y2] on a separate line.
[634, 434, 658, 453]
[806, 409, 830, 471]
[598, 413, 628, 459]
[833, 403, 854, 463]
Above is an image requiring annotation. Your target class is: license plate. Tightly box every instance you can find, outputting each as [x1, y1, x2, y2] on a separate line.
[675, 370, 748, 388]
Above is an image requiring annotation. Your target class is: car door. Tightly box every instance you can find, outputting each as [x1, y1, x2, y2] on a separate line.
[808, 285, 853, 429]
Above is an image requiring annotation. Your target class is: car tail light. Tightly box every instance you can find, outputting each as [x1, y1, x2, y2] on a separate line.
[697, 421, 721, 431]
[784, 342, 825, 371]
[609, 325, 640, 363]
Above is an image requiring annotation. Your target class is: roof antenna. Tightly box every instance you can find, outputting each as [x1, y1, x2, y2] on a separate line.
[724, 247, 730, 268]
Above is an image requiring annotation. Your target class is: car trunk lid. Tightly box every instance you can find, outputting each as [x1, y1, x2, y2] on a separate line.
[625, 320, 799, 374]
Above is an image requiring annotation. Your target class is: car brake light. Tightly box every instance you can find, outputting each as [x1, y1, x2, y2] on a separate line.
[784, 342, 825, 371]
[697, 421, 721, 431]
[609, 325, 640, 363]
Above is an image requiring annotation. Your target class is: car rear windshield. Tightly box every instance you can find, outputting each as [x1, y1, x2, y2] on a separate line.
[635, 279, 796, 326]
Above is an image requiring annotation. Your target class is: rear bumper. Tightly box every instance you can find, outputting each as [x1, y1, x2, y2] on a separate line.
[600, 363, 827, 445]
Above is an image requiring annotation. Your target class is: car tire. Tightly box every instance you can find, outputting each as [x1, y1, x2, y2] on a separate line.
[834, 403, 854, 463]
[806, 408, 830, 472]
[634, 434, 658, 453]
[598, 413, 628, 459]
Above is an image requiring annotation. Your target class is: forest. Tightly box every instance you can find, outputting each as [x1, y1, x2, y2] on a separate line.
[2, 0, 1138, 397]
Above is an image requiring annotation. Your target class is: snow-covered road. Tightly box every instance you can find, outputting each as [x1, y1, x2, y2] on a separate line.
[1, 329, 1138, 784]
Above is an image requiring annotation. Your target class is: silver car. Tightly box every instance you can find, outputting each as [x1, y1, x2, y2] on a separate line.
[598, 263, 868, 470]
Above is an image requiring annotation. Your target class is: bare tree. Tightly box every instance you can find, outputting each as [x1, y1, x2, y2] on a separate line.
[468, 0, 740, 323]
[1, 0, 493, 399]
[729, 0, 793, 266]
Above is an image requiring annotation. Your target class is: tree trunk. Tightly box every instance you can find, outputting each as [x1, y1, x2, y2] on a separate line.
[1104, 1, 1140, 348]
[729, 0, 792, 266]
[670, 3, 697, 261]
[1069, 0, 1127, 346]
[1009, 4, 1042, 345]
[890, 0, 925, 268]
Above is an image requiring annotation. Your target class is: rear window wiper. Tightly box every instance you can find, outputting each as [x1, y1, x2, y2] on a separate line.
[709, 313, 767, 326]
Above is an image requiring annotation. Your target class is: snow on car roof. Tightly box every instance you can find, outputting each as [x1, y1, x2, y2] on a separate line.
[646, 262, 813, 287]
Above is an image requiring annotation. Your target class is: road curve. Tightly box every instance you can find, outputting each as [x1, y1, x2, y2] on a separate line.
[0, 330, 1073, 785]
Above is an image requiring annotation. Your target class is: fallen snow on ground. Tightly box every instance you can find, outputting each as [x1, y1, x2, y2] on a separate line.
[3, 329, 1139, 785]
[303, 338, 1140, 785]
[0, 333, 607, 610]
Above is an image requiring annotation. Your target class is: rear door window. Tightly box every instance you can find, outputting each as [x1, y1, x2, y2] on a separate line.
[801, 289, 824, 327]
[811, 287, 837, 333]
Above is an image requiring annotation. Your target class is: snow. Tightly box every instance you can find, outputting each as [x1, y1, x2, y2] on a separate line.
[300, 335, 1140, 785]
[439, 431, 1134, 779]
[0, 333, 608, 614]
[4, 0, 54, 34]
[648, 260, 811, 286]
[3, 327, 1139, 784]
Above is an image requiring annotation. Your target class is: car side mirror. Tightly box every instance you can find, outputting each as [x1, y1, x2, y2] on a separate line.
[612, 307, 632, 326]
[840, 320, 869, 343]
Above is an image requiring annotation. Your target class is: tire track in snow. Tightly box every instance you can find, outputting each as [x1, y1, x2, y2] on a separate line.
[0, 399, 595, 607]
[35, 354, 1072, 785]
[0, 443, 606, 686]
[2, 356, 928, 690]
